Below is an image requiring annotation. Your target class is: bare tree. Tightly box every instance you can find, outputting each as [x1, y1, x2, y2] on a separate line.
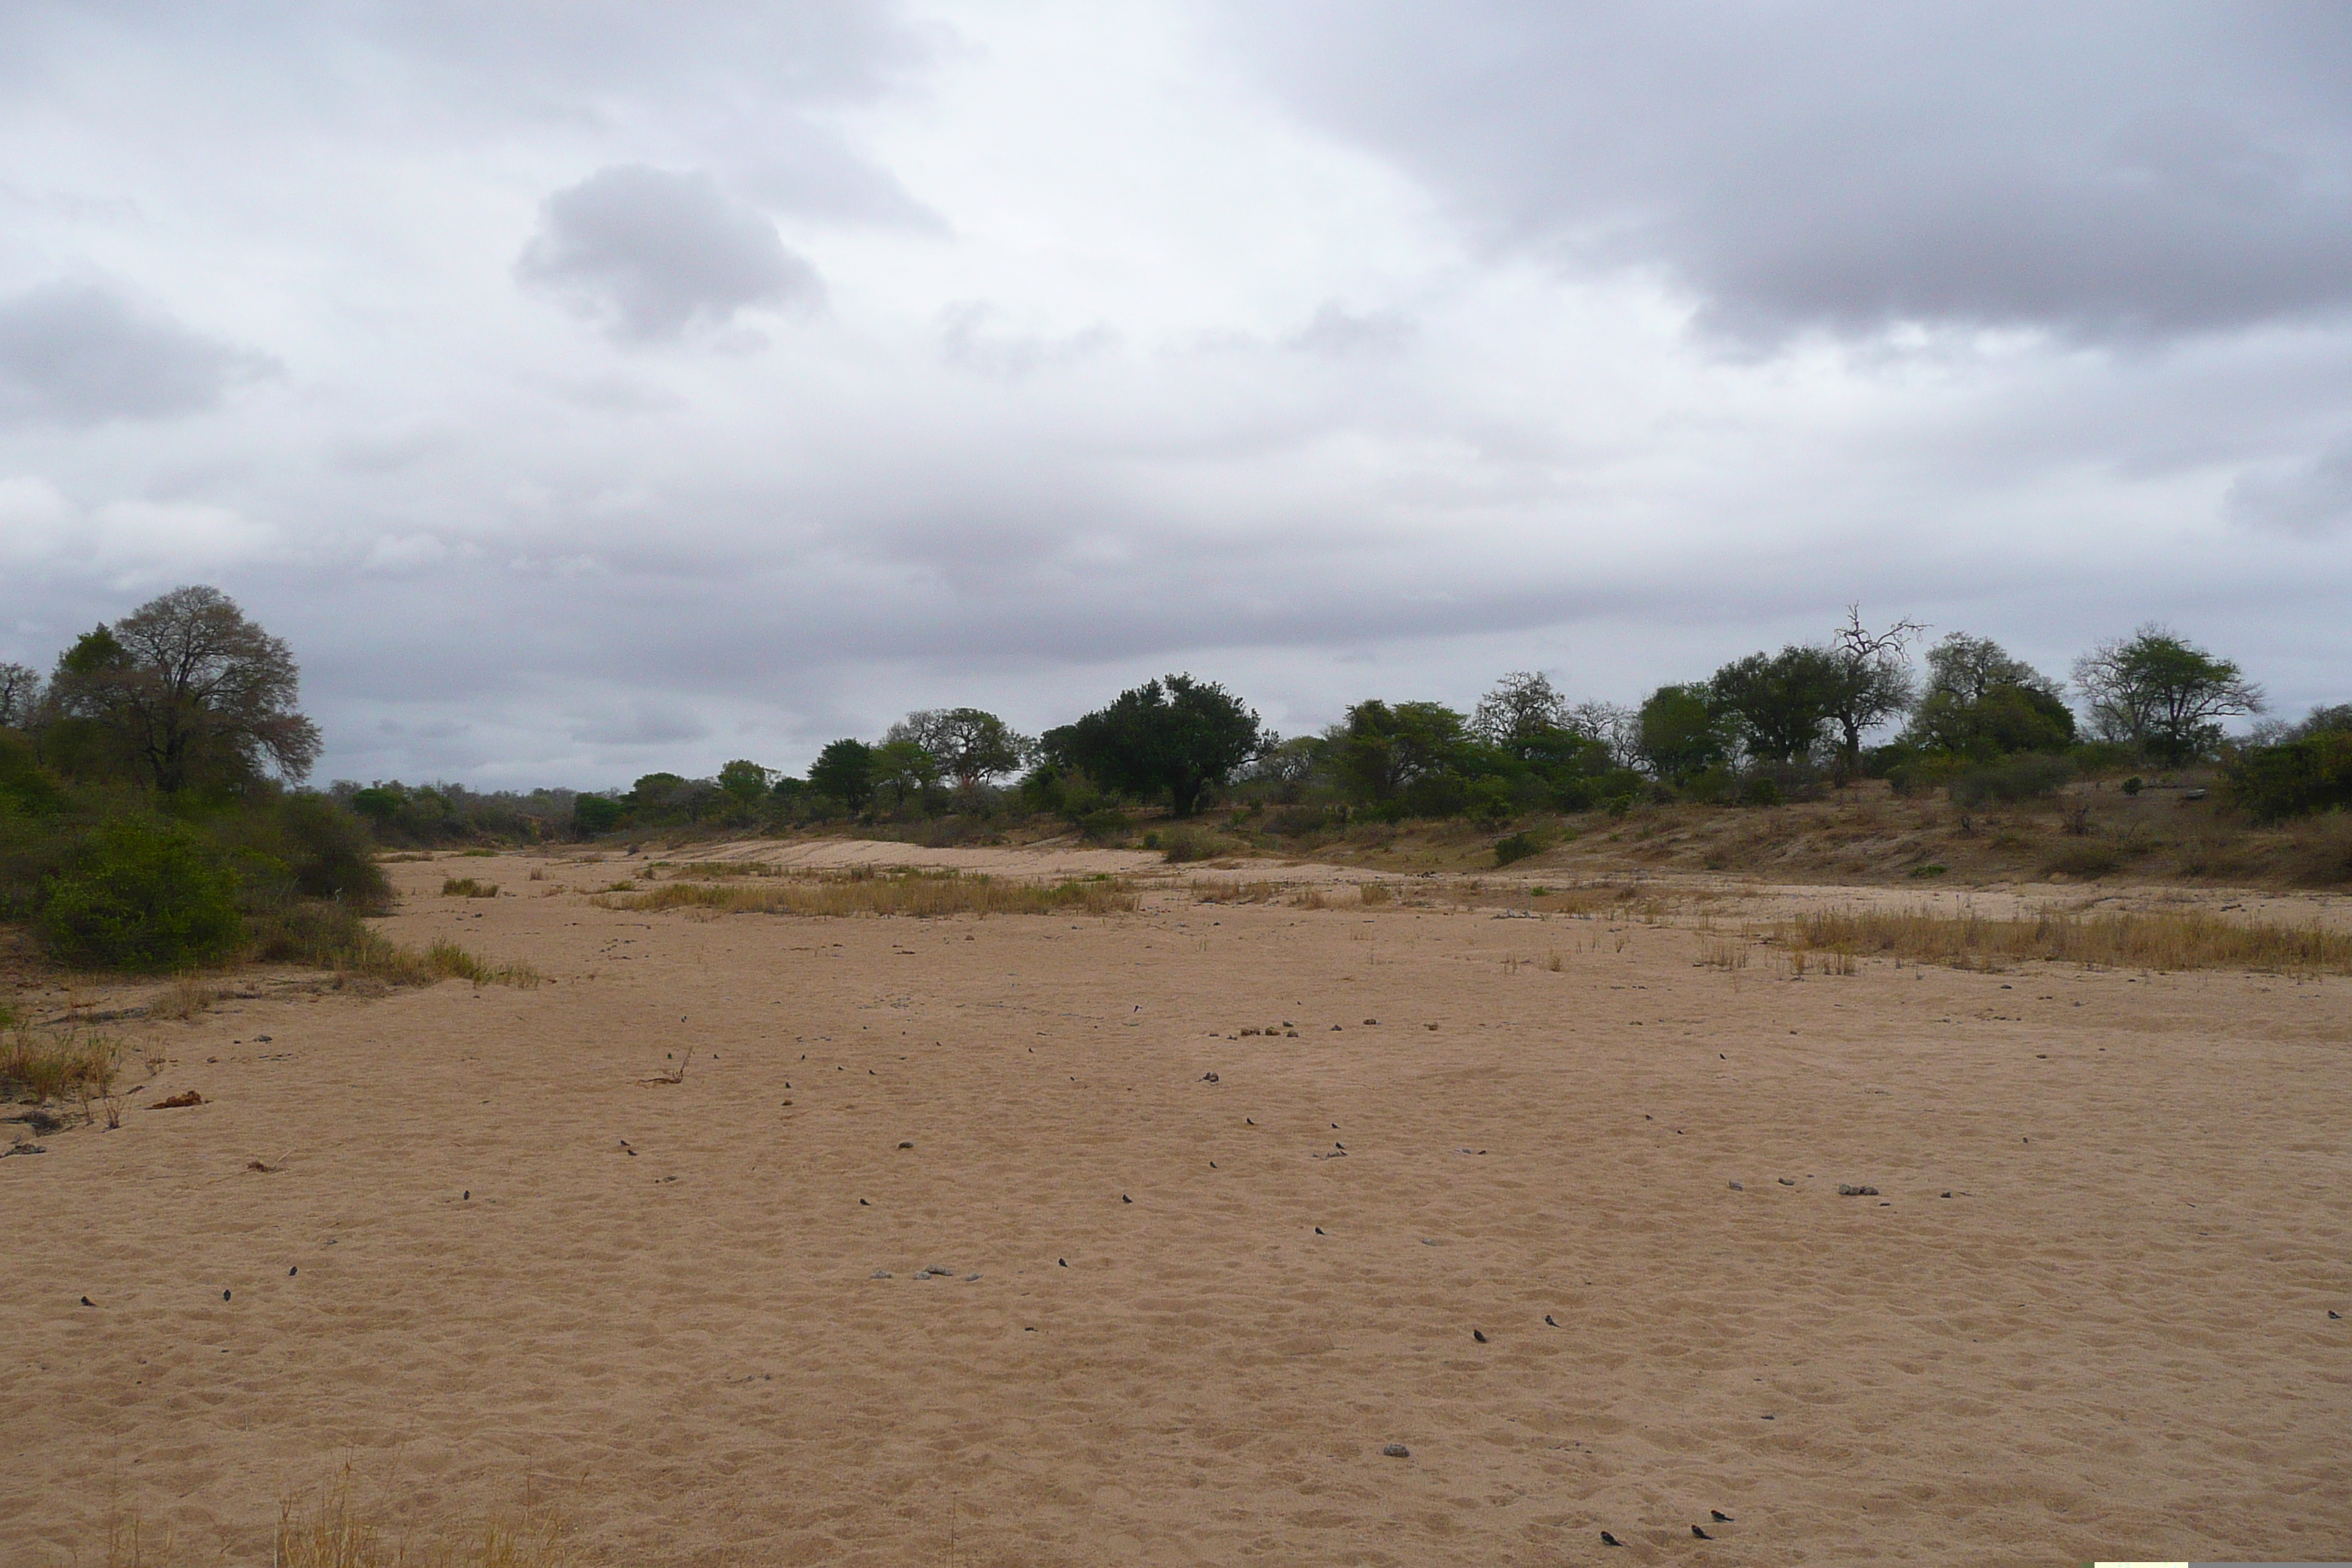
[48, 585, 320, 792]
[1824, 606, 1923, 781]
[1471, 671, 1568, 752]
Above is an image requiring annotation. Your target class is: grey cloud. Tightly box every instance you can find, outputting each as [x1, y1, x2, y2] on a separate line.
[731, 123, 945, 231]
[2228, 437, 2352, 535]
[517, 166, 823, 343]
[0, 280, 272, 424]
[938, 303, 1118, 377]
[1225, 3, 2352, 344]
[1288, 302, 1417, 358]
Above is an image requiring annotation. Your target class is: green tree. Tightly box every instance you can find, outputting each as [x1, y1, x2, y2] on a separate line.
[1470, 672, 1565, 755]
[807, 739, 875, 811]
[0, 661, 41, 730]
[1921, 632, 2065, 704]
[1907, 684, 2076, 760]
[717, 759, 774, 807]
[2074, 626, 2265, 765]
[886, 709, 1032, 791]
[572, 794, 626, 837]
[1636, 685, 1729, 783]
[1043, 674, 1261, 818]
[1327, 700, 1471, 804]
[43, 587, 321, 794]
[1708, 647, 1843, 765]
[868, 739, 940, 813]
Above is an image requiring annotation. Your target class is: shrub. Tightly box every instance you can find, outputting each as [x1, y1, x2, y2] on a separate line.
[1493, 830, 1544, 866]
[1076, 808, 1128, 843]
[38, 818, 244, 972]
[279, 795, 391, 909]
[2044, 845, 2121, 878]
[1948, 753, 2074, 807]
[1265, 804, 1329, 837]
[573, 794, 625, 837]
[1160, 826, 1218, 863]
[2119, 775, 2144, 796]
[1740, 776, 1783, 807]
[441, 877, 499, 897]
[2223, 731, 2352, 823]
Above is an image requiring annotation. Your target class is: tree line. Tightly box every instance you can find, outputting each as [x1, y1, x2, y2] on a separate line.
[580, 611, 2345, 835]
[3, 587, 2347, 977]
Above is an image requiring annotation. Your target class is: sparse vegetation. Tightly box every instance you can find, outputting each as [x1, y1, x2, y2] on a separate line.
[594, 868, 1139, 918]
[2, 1023, 119, 1101]
[1776, 904, 2352, 976]
[441, 877, 500, 898]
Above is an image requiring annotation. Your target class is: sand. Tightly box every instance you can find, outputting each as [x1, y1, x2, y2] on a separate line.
[5, 848, 2348, 1566]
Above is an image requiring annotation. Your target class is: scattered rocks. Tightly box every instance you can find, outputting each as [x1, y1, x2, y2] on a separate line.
[1836, 1184, 1880, 1196]
[1381, 1443, 1410, 1458]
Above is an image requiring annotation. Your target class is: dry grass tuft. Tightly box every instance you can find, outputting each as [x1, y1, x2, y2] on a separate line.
[664, 860, 781, 878]
[149, 973, 231, 1022]
[1779, 904, 2352, 976]
[1190, 879, 1282, 904]
[249, 903, 539, 989]
[596, 868, 1139, 919]
[441, 878, 500, 899]
[1696, 937, 1749, 970]
[2, 1024, 119, 1101]
[274, 1466, 577, 1568]
[1358, 882, 1394, 907]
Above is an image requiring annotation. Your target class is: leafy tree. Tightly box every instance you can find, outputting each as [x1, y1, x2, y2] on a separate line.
[1327, 701, 1470, 804]
[1902, 631, 2074, 760]
[1921, 632, 2064, 703]
[2224, 729, 2352, 822]
[1707, 647, 1842, 765]
[886, 708, 1032, 791]
[572, 793, 625, 837]
[1822, 608, 1922, 780]
[717, 759, 774, 806]
[2075, 626, 2265, 764]
[868, 739, 940, 813]
[43, 587, 320, 794]
[807, 739, 875, 811]
[1907, 683, 2076, 760]
[1043, 674, 1261, 818]
[1635, 685, 1728, 783]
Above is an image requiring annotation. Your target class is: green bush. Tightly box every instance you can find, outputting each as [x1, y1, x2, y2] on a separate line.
[2223, 731, 2352, 823]
[1740, 775, 1783, 807]
[279, 795, 391, 909]
[38, 818, 245, 971]
[1948, 754, 2074, 807]
[573, 794, 625, 837]
[1077, 807, 1128, 843]
[1493, 830, 1545, 866]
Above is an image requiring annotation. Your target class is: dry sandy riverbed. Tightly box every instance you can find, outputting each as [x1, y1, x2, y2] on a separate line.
[4, 848, 2348, 1566]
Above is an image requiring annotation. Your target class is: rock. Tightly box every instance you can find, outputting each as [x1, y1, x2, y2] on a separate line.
[898, 1141, 914, 1149]
[1381, 1443, 1411, 1458]
[1727, 1181, 1744, 1191]
[870, 1270, 894, 1279]
[1836, 1184, 1880, 1196]
[1778, 1177, 1795, 1186]
[1363, 1018, 1378, 1025]
[153, 1091, 203, 1109]
[1200, 1071, 1219, 1083]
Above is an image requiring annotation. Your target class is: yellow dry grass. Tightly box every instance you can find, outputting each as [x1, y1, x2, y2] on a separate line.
[440, 878, 500, 899]
[1, 1024, 119, 1101]
[595, 868, 1139, 919]
[266, 1467, 576, 1568]
[1777, 904, 2352, 976]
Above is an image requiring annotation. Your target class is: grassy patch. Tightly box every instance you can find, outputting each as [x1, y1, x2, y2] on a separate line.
[1777, 905, 2352, 976]
[441, 877, 500, 898]
[273, 1465, 577, 1568]
[595, 868, 1139, 918]
[1, 1024, 119, 1101]
[249, 900, 541, 988]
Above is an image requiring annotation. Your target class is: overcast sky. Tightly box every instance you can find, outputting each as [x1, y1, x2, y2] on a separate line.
[3, 1, 2348, 787]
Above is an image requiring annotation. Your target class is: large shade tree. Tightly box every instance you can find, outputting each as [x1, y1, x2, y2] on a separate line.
[45, 585, 320, 794]
[2075, 626, 2264, 765]
[1044, 674, 1260, 817]
[886, 708, 1032, 791]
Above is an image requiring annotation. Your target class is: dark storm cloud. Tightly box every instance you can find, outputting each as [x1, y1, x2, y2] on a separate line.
[0, 280, 272, 424]
[1226, 1, 2352, 344]
[516, 166, 823, 343]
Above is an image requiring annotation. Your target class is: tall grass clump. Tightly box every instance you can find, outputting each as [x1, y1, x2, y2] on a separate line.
[248, 899, 540, 987]
[1779, 904, 2352, 976]
[594, 867, 1139, 918]
[274, 1465, 577, 1568]
[1, 1024, 119, 1101]
[441, 877, 499, 898]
